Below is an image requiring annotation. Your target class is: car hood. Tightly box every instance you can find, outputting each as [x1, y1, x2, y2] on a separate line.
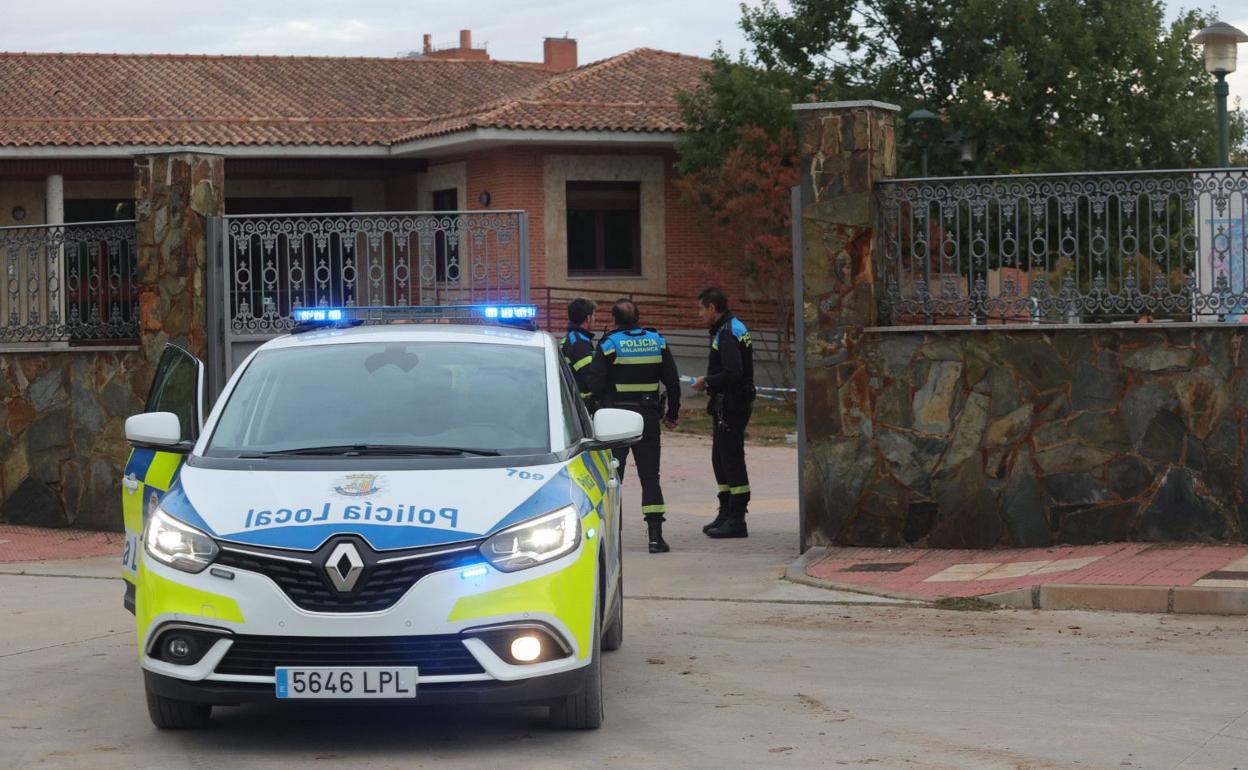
[157, 458, 604, 552]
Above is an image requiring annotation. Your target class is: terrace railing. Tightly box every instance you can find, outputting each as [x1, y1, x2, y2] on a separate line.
[0, 220, 138, 346]
[877, 169, 1248, 325]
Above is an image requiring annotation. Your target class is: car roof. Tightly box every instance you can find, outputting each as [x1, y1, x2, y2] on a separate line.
[256, 323, 551, 352]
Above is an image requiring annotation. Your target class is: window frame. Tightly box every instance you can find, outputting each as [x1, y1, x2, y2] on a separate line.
[565, 181, 642, 277]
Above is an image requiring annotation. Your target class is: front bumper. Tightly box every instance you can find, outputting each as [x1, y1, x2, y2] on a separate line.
[135, 511, 602, 698]
[144, 662, 590, 706]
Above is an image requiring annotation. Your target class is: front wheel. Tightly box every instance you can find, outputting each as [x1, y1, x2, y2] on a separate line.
[549, 585, 604, 729]
[145, 687, 212, 730]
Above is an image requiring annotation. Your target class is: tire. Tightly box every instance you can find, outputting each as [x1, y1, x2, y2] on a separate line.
[145, 688, 212, 730]
[549, 582, 604, 729]
[602, 567, 624, 652]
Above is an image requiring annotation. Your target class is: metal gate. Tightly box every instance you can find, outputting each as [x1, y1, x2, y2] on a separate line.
[206, 210, 529, 399]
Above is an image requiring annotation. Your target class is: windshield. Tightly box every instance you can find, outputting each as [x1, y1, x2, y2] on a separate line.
[205, 341, 550, 457]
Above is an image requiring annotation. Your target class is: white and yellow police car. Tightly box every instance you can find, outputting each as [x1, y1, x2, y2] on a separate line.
[119, 305, 637, 730]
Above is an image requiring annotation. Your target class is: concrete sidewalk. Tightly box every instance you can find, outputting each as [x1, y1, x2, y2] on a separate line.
[792, 543, 1248, 614]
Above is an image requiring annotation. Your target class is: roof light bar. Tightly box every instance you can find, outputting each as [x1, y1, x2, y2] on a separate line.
[291, 304, 540, 331]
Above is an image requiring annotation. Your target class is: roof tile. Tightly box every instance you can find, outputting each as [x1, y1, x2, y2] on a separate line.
[0, 49, 708, 147]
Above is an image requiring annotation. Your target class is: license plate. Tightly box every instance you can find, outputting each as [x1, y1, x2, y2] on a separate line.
[275, 668, 417, 699]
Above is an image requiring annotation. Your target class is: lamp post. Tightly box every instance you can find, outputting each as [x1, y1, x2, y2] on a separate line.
[1193, 21, 1248, 167]
[945, 130, 976, 175]
[906, 108, 938, 176]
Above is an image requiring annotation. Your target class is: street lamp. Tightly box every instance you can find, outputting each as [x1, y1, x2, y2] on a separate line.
[906, 108, 938, 176]
[946, 130, 976, 175]
[1193, 21, 1248, 167]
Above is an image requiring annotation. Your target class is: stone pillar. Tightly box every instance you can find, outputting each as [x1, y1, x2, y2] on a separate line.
[133, 153, 224, 365]
[795, 101, 897, 547]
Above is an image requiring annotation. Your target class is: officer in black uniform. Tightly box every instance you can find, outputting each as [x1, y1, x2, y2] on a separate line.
[692, 287, 755, 539]
[589, 299, 681, 553]
[560, 298, 599, 411]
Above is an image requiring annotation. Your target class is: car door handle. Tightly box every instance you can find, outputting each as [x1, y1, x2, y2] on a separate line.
[122, 473, 140, 494]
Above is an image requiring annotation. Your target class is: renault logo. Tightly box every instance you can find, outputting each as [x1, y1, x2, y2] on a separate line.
[324, 542, 364, 593]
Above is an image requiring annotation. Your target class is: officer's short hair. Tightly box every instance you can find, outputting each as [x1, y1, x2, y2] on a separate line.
[612, 299, 639, 328]
[567, 298, 597, 325]
[698, 287, 729, 312]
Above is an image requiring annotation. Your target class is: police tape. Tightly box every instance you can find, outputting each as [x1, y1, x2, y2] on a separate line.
[678, 374, 796, 394]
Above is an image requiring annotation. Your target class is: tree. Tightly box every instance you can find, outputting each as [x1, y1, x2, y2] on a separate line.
[731, 0, 1244, 176]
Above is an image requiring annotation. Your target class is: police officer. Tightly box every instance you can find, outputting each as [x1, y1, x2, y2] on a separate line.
[560, 298, 599, 411]
[589, 299, 681, 553]
[692, 287, 754, 539]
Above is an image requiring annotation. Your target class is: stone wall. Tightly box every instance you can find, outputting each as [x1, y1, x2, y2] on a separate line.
[806, 325, 1248, 548]
[0, 152, 224, 532]
[0, 349, 146, 530]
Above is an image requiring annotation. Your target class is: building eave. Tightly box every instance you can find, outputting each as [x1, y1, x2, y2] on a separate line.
[384, 127, 681, 157]
[0, 128, 682, 161]
[0, 144, 395, 159]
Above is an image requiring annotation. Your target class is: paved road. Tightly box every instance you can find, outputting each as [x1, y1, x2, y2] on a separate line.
[2, 436, 1247, 769]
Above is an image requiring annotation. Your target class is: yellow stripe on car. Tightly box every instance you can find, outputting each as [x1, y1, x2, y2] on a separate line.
[135, 563, 244, 651]
[448, 510, 600, 659]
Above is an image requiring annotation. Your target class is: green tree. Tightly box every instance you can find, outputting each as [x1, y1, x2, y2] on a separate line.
[680, 0, 1245, 177]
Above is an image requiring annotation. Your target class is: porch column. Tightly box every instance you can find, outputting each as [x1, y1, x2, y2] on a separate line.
[45, 174, 64, 225]
[133, 153, 224, 366]
[795, 101, 898, 547]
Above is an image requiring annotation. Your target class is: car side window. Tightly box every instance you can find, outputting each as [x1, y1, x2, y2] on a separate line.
[146, 346, 199, 442]
[557, 357, 587, 446]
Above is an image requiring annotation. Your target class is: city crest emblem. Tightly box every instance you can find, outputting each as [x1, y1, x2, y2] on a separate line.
[333, 474, 383, 497]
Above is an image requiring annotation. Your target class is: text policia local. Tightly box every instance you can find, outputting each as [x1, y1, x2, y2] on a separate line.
[243, 503, 460, 530]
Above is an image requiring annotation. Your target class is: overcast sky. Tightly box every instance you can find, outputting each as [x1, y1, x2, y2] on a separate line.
[3, 0, 1248, 103]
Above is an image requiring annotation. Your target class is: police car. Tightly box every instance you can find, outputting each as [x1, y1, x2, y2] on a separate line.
[120, 305, 638, 730]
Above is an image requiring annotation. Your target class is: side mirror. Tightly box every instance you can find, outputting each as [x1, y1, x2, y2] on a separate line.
[125, 412, 190, 453]
[587, 408, 645, 449]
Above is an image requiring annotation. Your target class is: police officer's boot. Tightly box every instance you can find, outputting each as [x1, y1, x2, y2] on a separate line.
[706, 498, 748, 539]
[703, 491, 730, 534]
[646, 517, 670, 553]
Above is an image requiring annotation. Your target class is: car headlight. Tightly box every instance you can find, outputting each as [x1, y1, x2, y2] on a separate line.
[144, 507, 218, 573]
[481, 505, 581, 572]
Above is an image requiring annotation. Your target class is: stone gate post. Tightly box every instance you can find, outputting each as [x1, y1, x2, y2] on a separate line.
[133, 153, 224, 368]
[795, 101, 898, 548]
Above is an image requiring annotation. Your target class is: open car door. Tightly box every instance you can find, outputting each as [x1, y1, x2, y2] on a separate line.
[120, 344, 205, 612]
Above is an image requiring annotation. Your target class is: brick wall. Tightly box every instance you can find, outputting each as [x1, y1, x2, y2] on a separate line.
[464, 146, 754, 308]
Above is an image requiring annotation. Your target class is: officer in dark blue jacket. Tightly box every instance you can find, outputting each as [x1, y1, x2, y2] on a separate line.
[693, 287, 755, 538]
[560, 298, 598, 411]
[589, 299, 681, 553]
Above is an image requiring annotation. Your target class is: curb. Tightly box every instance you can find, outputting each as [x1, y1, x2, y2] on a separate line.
[981, 583, 1248, 615]
[783, 547, 934, 603]
[787, 548, 1248, 615]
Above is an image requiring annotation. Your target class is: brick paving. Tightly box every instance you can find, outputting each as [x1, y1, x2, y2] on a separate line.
[0, 524, 121, 563]
[806, 542, 1248, 598]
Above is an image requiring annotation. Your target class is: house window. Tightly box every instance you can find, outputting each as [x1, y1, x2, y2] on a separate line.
[566, 182, 641, 276]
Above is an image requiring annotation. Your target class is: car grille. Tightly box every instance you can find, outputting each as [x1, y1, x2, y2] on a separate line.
[214, 634, 483, 677]
[214, 542, 483, 613]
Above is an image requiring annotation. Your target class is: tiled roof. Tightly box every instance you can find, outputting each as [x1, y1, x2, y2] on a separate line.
[0, 48, 708, 148]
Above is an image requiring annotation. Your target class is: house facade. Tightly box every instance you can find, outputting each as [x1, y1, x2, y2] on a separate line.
[0, 35, 787, 531]
[0, 34, 737, 301]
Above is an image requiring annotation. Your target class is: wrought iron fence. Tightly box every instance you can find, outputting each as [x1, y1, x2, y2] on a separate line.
[877, 169, 1248, 324]
[0, 220, 138, 345]
[223, 211, 528, 336]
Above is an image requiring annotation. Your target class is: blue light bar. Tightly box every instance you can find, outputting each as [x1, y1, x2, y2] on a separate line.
[289, 304, 540, 331]
[460, 565, 489, 580]
[483, 305, 537, 320]
[292, 307, 345, 323]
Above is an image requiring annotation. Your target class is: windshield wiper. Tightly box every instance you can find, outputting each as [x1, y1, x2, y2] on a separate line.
[238, 444, 501, 458]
